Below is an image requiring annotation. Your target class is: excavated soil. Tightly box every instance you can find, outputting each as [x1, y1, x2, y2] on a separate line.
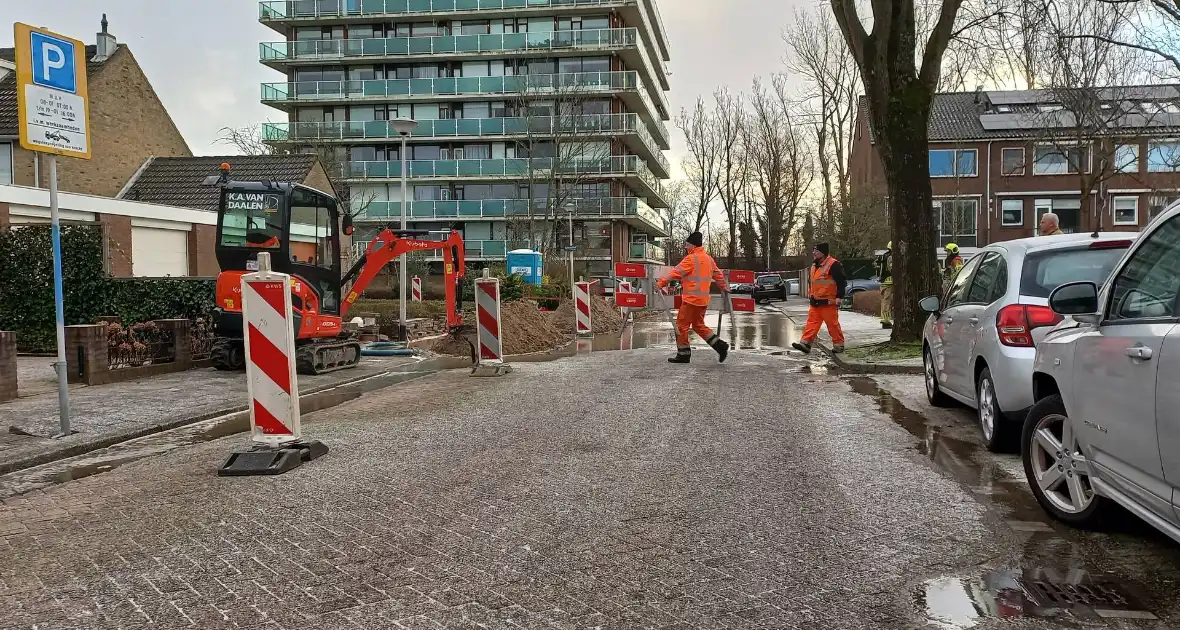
[552, 294, 625, 334]
[430, 299, 569, 358]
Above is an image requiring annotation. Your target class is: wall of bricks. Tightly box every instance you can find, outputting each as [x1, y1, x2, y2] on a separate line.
[66, 320, 199, 386]
[0, 201, 9, 231]
[0, 331, 16, 402]
[188, 224, 220, 277]
[97, 214, 133, 277]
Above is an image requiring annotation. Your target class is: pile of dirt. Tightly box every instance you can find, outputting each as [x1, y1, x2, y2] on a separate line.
[552, 294, 625, 334]
[428, 299, 569, 358]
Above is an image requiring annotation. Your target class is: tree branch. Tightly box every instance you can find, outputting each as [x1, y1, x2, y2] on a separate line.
[920, 0, 968, 89]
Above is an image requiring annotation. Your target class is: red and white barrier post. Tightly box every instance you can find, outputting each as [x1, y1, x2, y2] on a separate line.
[574, 280, 593, 336]
[411, 276, 422, 302]
[218, 252, 327, 476]
[472, 270, 512, 377]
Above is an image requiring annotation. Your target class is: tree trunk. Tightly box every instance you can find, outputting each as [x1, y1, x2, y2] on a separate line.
[873, 82, 942, 343]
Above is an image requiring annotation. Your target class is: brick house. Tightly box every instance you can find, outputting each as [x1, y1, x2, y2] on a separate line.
[850, 86, 1180, 247]
[0, 16, 192, 196]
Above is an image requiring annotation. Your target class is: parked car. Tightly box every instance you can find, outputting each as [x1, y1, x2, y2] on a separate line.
[1024, 204, 1180, 541]
[787, 278, 800, 296]
[752, 274, 788, 303]
[841, 277, 881, 309]
[918, 232, 1135, 451]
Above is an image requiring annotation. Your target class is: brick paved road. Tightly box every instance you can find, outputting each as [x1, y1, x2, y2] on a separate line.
[2, 348, 1179, 629]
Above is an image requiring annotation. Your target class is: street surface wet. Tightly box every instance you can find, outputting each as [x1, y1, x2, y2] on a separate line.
[587, 310, 799, 352]
[848, 376, 1172, 627]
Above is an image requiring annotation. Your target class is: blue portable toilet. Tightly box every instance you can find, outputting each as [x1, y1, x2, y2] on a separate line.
[506, 249, 543, 285]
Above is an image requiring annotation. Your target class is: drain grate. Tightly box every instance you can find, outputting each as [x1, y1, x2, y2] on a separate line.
[1021, 578, 1136, 609]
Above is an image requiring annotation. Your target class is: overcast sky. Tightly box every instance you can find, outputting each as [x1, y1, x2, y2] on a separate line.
[3, 0, 807, 166]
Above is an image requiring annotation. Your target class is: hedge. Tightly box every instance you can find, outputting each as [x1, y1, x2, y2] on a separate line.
[0, 224, 216, 352]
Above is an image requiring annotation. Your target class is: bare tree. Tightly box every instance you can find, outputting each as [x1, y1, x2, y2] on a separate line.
[1067, 0, 1180, 78]
[676, 97, 723, 234]
[714, 89, 748, 268]
[661, 179, 697, 263]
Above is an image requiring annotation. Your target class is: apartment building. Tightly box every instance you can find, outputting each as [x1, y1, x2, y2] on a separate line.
[851, 86, 1180, 247]
[256, 0, 672, 277]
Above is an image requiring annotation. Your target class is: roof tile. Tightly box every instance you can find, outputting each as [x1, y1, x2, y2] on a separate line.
[120, 155, 321, 212]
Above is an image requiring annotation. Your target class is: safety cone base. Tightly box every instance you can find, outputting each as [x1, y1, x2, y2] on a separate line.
[470, 362, 513, 377]
[216, 439, 329, 476]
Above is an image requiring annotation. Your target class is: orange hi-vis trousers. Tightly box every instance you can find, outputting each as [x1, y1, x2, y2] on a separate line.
[675, 302, 715, 351]
[801, 304, 845, 345]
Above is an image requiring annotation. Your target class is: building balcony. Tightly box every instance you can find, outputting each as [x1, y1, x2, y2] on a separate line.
[263, 115, 670, 176]
[260, 71, 669, 146]
[628, 241, 664, 263]
[257, 0, 672, 73]
[259, 29, 668, 111]
[352, 197, 667, 235]
[344, 156, 667, 207]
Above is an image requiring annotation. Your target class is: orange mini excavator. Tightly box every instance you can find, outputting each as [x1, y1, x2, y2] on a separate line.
[204, 163, 470, 374]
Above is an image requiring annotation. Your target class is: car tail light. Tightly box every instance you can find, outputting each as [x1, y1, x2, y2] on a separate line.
[997, 304, 1063, 347]
[1090, 239, 1132, 249]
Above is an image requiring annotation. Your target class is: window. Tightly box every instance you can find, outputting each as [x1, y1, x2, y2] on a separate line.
[965, 252, 1007, 304]
[414, 185, 442, 201]
[1034, 145, 1087, 174]
[1148, 140, 1180, 172]
[1113, 196, 1138, 226]
[1038, 103, 1064, 112]
[929, 149, 977, 177]
[1001, 199, 1024, 226]
[460, 21, 490, 35]
[0, 142, 11, 185]
[1035, 198, 1082, 234]
[995, 104, 1012, 113]
[944, 254, 985, 308]
[1001, 148, 1025, 176]
[289, 188, 337, 271]
[464, 143, 491, 159]
[1019, 246, 1129, 298]
[1106, 215, 1180, 321]
[1150, 194, 1180, 220]
[219, 191, 284, 249]
[1115, 144, 1140, 173]
[934, 198, 978, 247]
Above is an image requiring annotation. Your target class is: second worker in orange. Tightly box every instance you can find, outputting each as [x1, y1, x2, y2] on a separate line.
[792, 242, 847, 355]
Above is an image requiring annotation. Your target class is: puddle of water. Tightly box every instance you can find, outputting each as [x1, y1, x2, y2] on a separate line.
[582, 311, 799, 353]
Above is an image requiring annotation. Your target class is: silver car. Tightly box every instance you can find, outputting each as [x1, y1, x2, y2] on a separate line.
[918, 233, 1135, 451]
[1025, 203, 1180, 540]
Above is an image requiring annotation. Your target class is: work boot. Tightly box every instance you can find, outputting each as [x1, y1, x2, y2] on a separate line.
[707, 335, 730, 363]
[668, 351, 691, 364]
[833, 344, 845, 353]
[791, 341, 812, 354]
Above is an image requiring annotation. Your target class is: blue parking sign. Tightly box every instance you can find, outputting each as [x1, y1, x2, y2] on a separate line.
[29, 31, 76, 93]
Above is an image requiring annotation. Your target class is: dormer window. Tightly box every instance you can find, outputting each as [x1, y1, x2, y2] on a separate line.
[995, 104, 1012, 113]
[1037, 103, 1064, 113]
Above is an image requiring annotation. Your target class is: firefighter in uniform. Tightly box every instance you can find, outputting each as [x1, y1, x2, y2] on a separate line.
[792, 243, 847, 354]
[657, 231, 731, 364]
[876, 242, 893, 330]
[943, 242, 964, 282]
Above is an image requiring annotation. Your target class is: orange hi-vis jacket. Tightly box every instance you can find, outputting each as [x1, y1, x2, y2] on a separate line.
[810, 256, 840, 302]
[658, 246, 728, 307]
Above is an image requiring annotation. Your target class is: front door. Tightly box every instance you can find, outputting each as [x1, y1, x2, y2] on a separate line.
[1074, 213, 1180, 523]
[955, 252, 1005, 397]
[935, 253, 985, 399]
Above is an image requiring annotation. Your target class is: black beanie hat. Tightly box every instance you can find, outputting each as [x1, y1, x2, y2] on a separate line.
[815, 242, 830, 256]
[686, 232, 704, 247]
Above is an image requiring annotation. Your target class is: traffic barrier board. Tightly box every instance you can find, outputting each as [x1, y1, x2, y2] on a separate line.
[615, 262, 646, 278]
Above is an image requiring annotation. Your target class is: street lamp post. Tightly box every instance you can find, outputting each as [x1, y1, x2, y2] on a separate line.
[564, 202, 575, 303]
[391, 117, 418, 340]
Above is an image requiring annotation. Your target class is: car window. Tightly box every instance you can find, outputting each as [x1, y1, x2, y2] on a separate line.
[944, 254, 984, 308]
[1019, 247, 1128, 298]
[757, 276, 779, 285]
[1106, 216, 1180, 321]
[965, 253, 1004, 304]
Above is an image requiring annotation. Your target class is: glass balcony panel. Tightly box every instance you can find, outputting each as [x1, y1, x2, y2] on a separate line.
[483, 241, 507, 258]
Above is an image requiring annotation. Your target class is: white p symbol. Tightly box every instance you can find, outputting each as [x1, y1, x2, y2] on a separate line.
[40, 43, 66, 81]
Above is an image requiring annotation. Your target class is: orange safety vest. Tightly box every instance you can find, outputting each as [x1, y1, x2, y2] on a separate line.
[810, 256, 839, 302]
[659, 246, 728, 307]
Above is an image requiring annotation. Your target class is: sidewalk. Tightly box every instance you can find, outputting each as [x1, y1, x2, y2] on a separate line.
[0, 355, 432, 474]
[774, 297, 922, 374]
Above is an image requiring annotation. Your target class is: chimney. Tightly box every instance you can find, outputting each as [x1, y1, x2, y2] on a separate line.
[92, 14, 117, 62]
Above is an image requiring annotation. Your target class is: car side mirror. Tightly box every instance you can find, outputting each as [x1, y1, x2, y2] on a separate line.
[919, 295, 941, 315]
[1049, 281, 1099, 318]
[342, 213, 355, 236]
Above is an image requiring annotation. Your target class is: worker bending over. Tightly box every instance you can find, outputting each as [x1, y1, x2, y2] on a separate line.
[657, 231, 731, 364]
[792, 242, 847, 354]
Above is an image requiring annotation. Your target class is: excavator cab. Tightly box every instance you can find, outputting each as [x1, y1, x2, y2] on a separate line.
[206, 163, 471, 374]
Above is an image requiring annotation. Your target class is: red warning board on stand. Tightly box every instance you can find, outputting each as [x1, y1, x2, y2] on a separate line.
[727, 269, 756, 284]
[615, 262, 646, 278]
[730, 295, 756, 312]
[615, 292, 648, 309]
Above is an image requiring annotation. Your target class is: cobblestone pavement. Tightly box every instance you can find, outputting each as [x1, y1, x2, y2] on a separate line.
[2, 348, 1180, 629]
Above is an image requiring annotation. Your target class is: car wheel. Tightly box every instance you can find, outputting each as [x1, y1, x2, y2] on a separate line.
[976, 368, 1016, 453]
[924, 348, 953, 407]
[1022, 394, 1111, 528]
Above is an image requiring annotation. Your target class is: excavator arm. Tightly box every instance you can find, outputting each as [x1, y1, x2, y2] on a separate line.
[340, 229, 467, 329]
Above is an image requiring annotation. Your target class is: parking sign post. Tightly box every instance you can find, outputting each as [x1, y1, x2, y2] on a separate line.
[14, 23, 91, 438]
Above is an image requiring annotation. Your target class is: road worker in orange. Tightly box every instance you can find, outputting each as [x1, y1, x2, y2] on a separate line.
[657, 231, 731, 364]
[792, 242, 847, 355]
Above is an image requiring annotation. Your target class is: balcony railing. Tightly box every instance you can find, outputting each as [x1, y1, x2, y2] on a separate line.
[354, 197, 664, 229]
[261, 28, 638, 61]
[264, 115, 669, 174]
[260, 71, 668, 142]
[344, 156, 664, 201]
[260, 0, 632, 19]
[629, 241, 664, 262]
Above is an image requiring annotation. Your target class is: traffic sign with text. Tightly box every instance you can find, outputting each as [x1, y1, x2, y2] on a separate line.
[14, 23, 91, 159]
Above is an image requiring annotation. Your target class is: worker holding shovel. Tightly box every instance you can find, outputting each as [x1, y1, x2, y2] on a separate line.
[657, 231, 730, 364]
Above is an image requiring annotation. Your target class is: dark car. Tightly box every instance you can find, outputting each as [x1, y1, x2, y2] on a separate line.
[752, 274, 788, 303]
[841, 277, 881, 309]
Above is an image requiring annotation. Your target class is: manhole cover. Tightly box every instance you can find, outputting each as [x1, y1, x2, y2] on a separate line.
[1022, 578, 1134, 608]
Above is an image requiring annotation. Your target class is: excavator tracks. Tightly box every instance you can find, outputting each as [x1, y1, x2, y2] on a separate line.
[295, 339, 362, 375]
[211, 338, 245, 371]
